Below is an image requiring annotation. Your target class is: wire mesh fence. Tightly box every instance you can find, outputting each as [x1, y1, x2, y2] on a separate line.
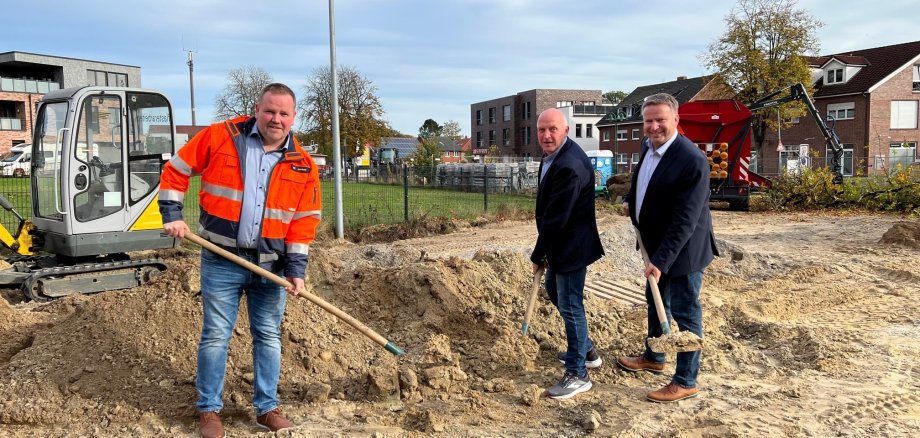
[0, 163, 540, 241]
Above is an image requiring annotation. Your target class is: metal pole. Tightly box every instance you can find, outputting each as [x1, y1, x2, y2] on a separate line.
[187, 51, 196, 126]
[328, 0, 344, 239]
[614, 119, 619, 173]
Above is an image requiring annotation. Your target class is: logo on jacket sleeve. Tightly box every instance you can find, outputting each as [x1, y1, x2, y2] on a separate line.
[292, 165, 312, 173]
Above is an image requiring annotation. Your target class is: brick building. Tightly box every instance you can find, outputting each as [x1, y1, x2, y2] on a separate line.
[762, 40, 920, 176]
[0, 51, 141, 154]
[470, 89, 603, 159]
[596, 75, 729, 173]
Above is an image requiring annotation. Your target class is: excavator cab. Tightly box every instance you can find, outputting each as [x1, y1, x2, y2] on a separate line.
[30, 86, 176, 257]
[0, 86, 176, 301]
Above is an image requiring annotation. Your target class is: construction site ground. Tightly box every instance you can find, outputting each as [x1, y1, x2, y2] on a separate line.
[1, 209, 919, 437]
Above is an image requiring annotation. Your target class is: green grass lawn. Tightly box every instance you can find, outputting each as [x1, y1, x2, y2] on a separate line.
[0, 176, 535, 233]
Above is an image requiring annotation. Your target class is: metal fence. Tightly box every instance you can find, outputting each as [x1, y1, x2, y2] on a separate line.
[0, 162, 538, 240]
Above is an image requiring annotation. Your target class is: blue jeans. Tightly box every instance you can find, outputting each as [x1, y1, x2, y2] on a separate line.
[545, 267, 593, 377]
[197, 248, 287, 416]
[643, 270, 704, 388]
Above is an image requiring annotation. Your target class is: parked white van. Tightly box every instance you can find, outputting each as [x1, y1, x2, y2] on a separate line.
[1, 144, 31, 177]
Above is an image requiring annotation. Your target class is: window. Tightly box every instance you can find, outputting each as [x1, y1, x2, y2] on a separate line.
[890, 101, 918, 129]
[616, 153, 628, 164]
[488, 107, 496, 124]
[586, 124, 593, 138]
[826, 68, 843, 84]
[502, 105, 511, 122]
[616, 130, 627, 141]
[476, 131, 482, 147]
[826, 144, 854, 177]
[827, 102, 855, 121]
[602, 131, 610, 141]
[632, 128, 640, 140]
[521, 101, 531, 119]
[556, 101, 574, 108]
[913, 65, 920, 92]
[87, 69, 128, 87]
[476, 110, 482, 126]
[520, 127, 532, 145]
[488, 130, 495, 144]
[575, 124, 583, 138]
[502, 128, 511, 146]
[631, 153, 640, 163]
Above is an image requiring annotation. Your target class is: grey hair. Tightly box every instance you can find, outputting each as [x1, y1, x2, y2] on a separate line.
[641, 93, 679, 116]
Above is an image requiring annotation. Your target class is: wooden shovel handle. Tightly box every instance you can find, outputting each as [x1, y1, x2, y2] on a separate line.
[634, 227, 672, 335]
[521, 266, 544, 335]
[184, 233, 405, 356]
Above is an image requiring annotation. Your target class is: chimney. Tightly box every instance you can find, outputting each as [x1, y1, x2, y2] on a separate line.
[677, 76, 688, 81]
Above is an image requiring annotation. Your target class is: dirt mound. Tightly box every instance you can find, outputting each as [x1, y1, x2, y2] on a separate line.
[879, 220, 920, 248]
[1, 211, 918, 436]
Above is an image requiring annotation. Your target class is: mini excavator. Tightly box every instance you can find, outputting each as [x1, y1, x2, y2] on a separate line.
[0, 86, 178, 301]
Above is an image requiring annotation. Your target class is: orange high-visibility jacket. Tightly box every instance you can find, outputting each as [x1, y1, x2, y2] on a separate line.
[158, 116, 321, 279]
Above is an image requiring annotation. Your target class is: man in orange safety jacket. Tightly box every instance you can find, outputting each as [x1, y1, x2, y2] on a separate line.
[159, 83, 320, 437]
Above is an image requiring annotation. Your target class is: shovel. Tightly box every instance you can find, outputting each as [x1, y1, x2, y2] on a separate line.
[633, 227, 703, 354]
[184, 233, 405, 356]
[521, 265, 545, 335]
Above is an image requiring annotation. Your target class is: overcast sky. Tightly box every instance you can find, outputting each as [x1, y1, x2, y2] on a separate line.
[7, 0, 918, 137]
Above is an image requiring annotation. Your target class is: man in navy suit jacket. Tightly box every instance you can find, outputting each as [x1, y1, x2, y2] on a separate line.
[617, 93, 718, 403]
[531, 108, 604, 400]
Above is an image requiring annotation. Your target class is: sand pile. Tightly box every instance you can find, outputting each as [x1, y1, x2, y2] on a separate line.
[0, 211, 917, 436]
[879, 220, 920, 248]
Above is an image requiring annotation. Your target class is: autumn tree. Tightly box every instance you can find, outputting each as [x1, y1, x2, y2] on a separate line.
[300, 66, 391, 158]
[441, 120, 462, 140]
[214, 66, 274, 120]
[603, 90, 628, 105]
[703, 0, 821, 160]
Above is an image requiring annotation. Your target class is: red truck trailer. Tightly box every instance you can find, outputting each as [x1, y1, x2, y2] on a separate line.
[678, 100, 771, 211]
[678, 83, 843, 211]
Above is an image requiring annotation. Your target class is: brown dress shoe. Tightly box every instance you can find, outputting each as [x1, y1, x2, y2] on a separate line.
[616, 355, 665, 374]
[257, 408, 295, 431]
[647, 382, 699, 403]
[198, 411, 225, 438]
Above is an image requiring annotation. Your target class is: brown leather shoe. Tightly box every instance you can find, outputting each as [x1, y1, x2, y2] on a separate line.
[616, 355, 665, 374]
[257, 408, 295, 431]
[647, 382, 699, 403]
[198, 411, 225, 438]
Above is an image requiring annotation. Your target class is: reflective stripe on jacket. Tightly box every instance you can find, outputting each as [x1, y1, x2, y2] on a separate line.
[158, 116, 321, 279]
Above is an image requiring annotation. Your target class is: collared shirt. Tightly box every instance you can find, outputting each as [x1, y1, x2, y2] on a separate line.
[237, 124, 288, 249]
[539, 138, 566, 184]
[635, 131, 678, 221]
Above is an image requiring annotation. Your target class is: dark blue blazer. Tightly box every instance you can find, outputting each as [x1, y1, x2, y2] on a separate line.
[531, 138, 604, 272]
[627, 134, 718, 276]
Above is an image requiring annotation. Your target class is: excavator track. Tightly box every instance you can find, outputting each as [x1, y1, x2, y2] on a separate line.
[21, 258, 168, 302]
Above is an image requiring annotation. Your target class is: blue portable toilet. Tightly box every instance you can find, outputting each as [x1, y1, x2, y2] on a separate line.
[585, 150, 614, 197]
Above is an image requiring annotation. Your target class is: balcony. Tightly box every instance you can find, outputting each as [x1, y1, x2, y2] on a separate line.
[0, 76, 61, 94]
[573, 104, 618, 116]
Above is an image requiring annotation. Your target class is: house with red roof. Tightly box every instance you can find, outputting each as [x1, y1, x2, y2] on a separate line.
[762, 40, 920, 176]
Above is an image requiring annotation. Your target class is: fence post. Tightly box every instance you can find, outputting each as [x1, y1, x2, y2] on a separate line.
[403, 163, 409, 222]
[483, 163, 489, 212]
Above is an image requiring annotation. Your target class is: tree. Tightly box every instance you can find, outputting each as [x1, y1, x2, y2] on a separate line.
[419, 119, 442, 139]
[214, 66, 274, 120]
[300, 66, 391, 159]
[703, 0, 822, 159]
[414, 137, 442, 169]
[441, 120, 462, 140]
[603, 90, 628, 105]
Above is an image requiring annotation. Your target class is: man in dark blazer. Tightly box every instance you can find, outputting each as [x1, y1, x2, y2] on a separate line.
[531, 108, 605, 400]
[617, 93, 718, 403]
